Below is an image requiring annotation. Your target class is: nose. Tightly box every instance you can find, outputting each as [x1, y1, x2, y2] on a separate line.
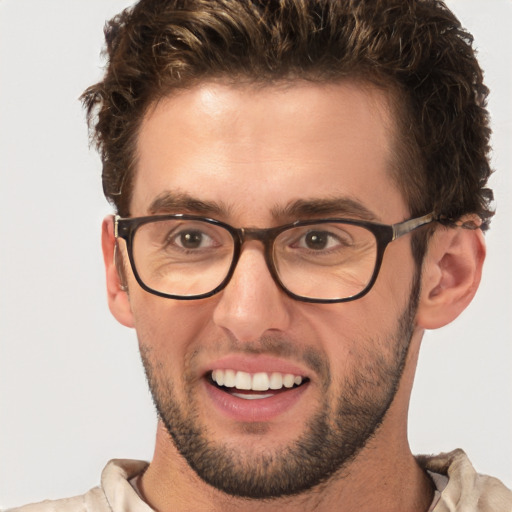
[212, 242, 292, 342]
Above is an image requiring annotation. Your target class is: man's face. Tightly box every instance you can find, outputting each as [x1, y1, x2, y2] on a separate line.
[121, 81, 420, 497]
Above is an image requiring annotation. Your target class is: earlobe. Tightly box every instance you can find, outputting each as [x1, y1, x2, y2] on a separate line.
[101, 216, 135, 328]
[416, 222, 486, 330]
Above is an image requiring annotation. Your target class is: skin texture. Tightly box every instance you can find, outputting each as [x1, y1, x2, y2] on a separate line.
[102, 81, 485, 511]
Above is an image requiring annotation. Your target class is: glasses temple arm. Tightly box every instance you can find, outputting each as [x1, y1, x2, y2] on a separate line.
[392, 212, 436, 240]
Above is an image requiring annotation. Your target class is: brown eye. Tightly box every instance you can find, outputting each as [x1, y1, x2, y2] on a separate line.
[179, 231, 205, 249]
[304, 231, 330, 250]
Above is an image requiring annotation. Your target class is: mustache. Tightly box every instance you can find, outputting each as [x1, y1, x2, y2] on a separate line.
[140, 332, 332, 388]
[202, 333, 331, 385]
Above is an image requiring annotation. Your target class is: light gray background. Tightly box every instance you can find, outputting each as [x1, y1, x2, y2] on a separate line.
[0, 0, 510, 507]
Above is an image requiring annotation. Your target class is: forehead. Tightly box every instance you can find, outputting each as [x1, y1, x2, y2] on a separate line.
[132, 81, 407, 223]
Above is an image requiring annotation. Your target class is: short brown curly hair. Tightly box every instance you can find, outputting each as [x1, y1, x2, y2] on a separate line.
[82, 0, 493, 232]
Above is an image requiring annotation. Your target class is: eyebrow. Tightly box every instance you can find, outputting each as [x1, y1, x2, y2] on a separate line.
[148, 192, 229, 217]
[272, 197, 378, 222]
[147, 192, 377, 222]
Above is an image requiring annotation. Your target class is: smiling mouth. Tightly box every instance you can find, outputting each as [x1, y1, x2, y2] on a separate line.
[209, 369, 308, 400]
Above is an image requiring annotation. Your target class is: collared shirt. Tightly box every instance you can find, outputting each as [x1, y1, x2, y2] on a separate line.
[5, 450, 512, 511]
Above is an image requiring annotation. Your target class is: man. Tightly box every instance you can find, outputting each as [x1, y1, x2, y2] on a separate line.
[7, 0, 512, 511]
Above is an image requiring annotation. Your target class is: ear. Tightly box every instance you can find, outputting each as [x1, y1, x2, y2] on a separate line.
[101, 216, 135, 328]
[416, 222, 486, 330]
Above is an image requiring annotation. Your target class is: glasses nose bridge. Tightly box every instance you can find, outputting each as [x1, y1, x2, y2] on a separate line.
[232, 226, 279, 279]
[238, 226, 277, 246]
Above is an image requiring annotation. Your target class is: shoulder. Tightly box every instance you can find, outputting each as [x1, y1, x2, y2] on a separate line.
[418, 449, 512, 512]
[4, 487, 107, 512]
[3, 459, 150, 512]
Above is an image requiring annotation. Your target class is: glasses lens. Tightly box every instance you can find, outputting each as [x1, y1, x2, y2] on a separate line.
[131, 218, 234, 297]
[274, 222, 378, 301]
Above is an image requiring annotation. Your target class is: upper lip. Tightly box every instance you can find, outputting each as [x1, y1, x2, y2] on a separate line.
[203, 354, 310, 379]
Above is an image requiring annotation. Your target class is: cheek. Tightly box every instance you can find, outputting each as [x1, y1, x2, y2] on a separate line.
[297, 286, 412, 377]
[129, 292, 215, 359]
[301, 295, 405, 348]
[377, 237, 417, 296]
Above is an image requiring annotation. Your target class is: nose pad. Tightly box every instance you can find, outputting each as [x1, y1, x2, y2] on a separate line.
[212, 243, 291, 342]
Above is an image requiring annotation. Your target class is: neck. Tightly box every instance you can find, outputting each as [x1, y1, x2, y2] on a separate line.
[140, 331, 434, 512]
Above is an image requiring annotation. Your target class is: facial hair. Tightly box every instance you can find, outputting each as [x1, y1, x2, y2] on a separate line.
[139, 274, 420, 499]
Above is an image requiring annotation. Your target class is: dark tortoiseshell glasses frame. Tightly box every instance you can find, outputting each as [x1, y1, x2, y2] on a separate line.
[114, 212, 437, 303]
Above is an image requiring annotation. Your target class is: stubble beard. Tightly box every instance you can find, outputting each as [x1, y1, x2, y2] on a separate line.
[139, 275, 420, 499]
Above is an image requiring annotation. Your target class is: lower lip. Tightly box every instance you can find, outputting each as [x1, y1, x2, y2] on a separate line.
[204, 379, 309, 423]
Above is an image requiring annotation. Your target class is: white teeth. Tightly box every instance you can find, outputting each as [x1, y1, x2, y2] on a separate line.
[283, 374, 295, 388]
[269, 372, 283, 389]
[252, 372, 270, 391]
[235, 371, 252, 390]
[211, 369, 305, 392]
[212, 369, 223, 386]
[232, 393, 275, 400]
[224, 369, 236, 388]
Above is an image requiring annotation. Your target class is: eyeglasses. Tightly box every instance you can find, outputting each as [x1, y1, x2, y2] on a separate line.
[114, 212, 435, 303]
